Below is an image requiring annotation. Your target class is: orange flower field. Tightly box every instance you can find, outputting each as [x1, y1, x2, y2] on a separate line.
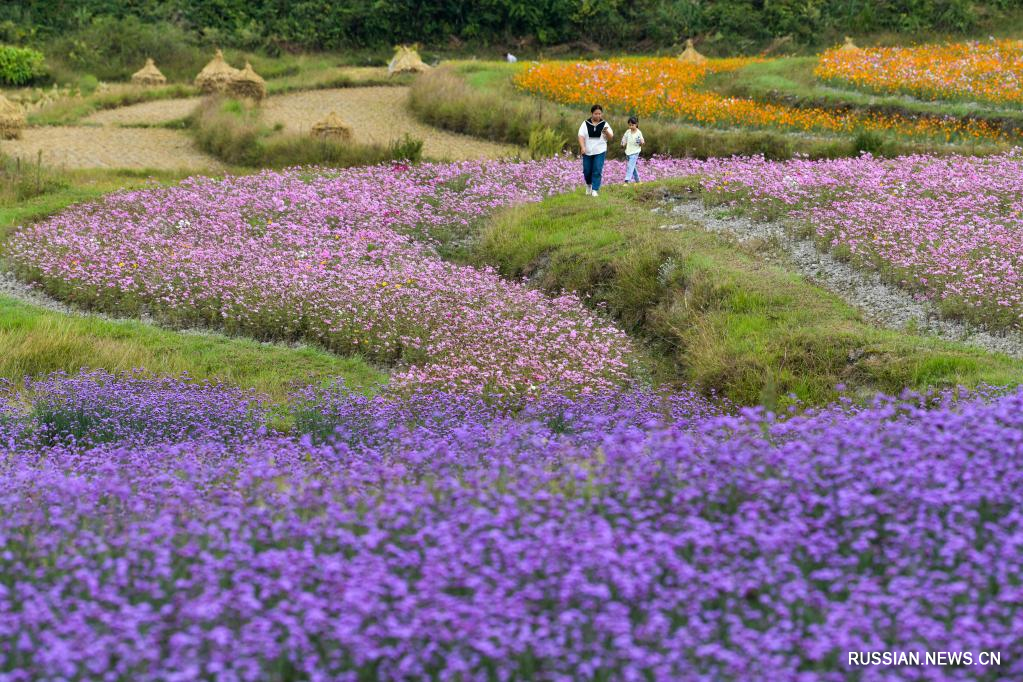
[514, 57, 1007, 142]
[815, 39, 1023, 106]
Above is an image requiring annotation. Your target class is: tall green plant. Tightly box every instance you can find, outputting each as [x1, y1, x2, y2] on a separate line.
[0, 44, 44, 84]
[528, 127, 568, 159]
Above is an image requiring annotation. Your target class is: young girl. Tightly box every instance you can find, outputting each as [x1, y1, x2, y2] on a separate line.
[621, 116, 644, 183]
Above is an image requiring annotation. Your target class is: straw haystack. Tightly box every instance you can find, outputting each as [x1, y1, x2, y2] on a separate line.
[678, 38, 707, 65]
[0, 93, 26, 140]
[311, 111, 353, 142]
[131, 58, 167, 87]
[226, 61, 267, 102]
[838, 36, 861, 53]
[388, 45, 430, 76]
[195, 49, 240, 94]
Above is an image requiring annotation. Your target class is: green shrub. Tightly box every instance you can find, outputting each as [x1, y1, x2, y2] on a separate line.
[528, 127, 568, 159]
[78, 73, 98, 95]
[388, 134, 424, 162]
[0, 44, 44, 85]
[852, 129, 888, 156]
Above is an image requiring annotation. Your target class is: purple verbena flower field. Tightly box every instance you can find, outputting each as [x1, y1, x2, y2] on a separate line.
[6, 152, 1023, 679]
[1, 372, 1022, 680]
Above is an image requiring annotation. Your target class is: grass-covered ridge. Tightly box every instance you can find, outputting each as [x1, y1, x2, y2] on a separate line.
[477, 183, 1023, 406]
[0, 295, 384, 400]
[0, 162, 200, 244]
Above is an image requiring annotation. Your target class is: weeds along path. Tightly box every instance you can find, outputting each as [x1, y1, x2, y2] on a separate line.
[260, 86, 523, 160]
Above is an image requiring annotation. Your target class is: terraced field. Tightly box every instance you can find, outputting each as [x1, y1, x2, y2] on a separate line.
[1, 86, 521, 169]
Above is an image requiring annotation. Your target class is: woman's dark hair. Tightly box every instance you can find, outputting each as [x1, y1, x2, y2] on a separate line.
[590, 104, 603, 113]
[628, 115, 639, 125]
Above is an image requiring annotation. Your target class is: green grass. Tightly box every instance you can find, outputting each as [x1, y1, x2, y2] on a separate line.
[452, 61, 523, 90]
[476, 184, 1023, 407]
[0, 295, 385, 400]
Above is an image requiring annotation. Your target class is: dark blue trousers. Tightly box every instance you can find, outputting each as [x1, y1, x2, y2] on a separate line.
[582, 152, 606, 191]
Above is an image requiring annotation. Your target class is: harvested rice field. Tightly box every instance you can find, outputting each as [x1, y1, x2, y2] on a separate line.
[261, 86, 523, 160]
[0, 126, 221, 170]
[82, 97, 201, 126]
[1, 86, 521, 168]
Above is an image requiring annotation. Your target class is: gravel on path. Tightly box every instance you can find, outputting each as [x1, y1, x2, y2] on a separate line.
[655, 194, 1023, 359]
[0, 270, 78, 316]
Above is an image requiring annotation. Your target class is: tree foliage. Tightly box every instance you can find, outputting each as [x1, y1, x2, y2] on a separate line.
[1, 1, 1017, 51]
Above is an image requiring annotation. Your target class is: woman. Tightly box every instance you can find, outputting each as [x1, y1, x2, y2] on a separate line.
[578, 104, 613, 197]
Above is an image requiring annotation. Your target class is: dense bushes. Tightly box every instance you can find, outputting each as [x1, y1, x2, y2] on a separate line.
[2, 1, 1018, 53]
[0, 44, 43, 84]
[42, 16, 207, 83]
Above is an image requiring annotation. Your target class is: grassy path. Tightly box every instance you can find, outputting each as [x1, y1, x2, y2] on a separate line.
[0, 294, 385, 400]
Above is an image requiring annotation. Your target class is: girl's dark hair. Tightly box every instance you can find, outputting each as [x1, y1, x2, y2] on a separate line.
[590, 104, 603, 113]
[628, 115, 639, 125]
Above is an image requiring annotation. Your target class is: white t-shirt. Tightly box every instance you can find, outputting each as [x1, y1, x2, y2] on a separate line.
[622, 129, 644, 155]
[578, 119, 613, 156]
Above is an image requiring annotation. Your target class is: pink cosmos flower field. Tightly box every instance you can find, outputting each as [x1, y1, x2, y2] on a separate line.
[7, 158, 703, 398]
